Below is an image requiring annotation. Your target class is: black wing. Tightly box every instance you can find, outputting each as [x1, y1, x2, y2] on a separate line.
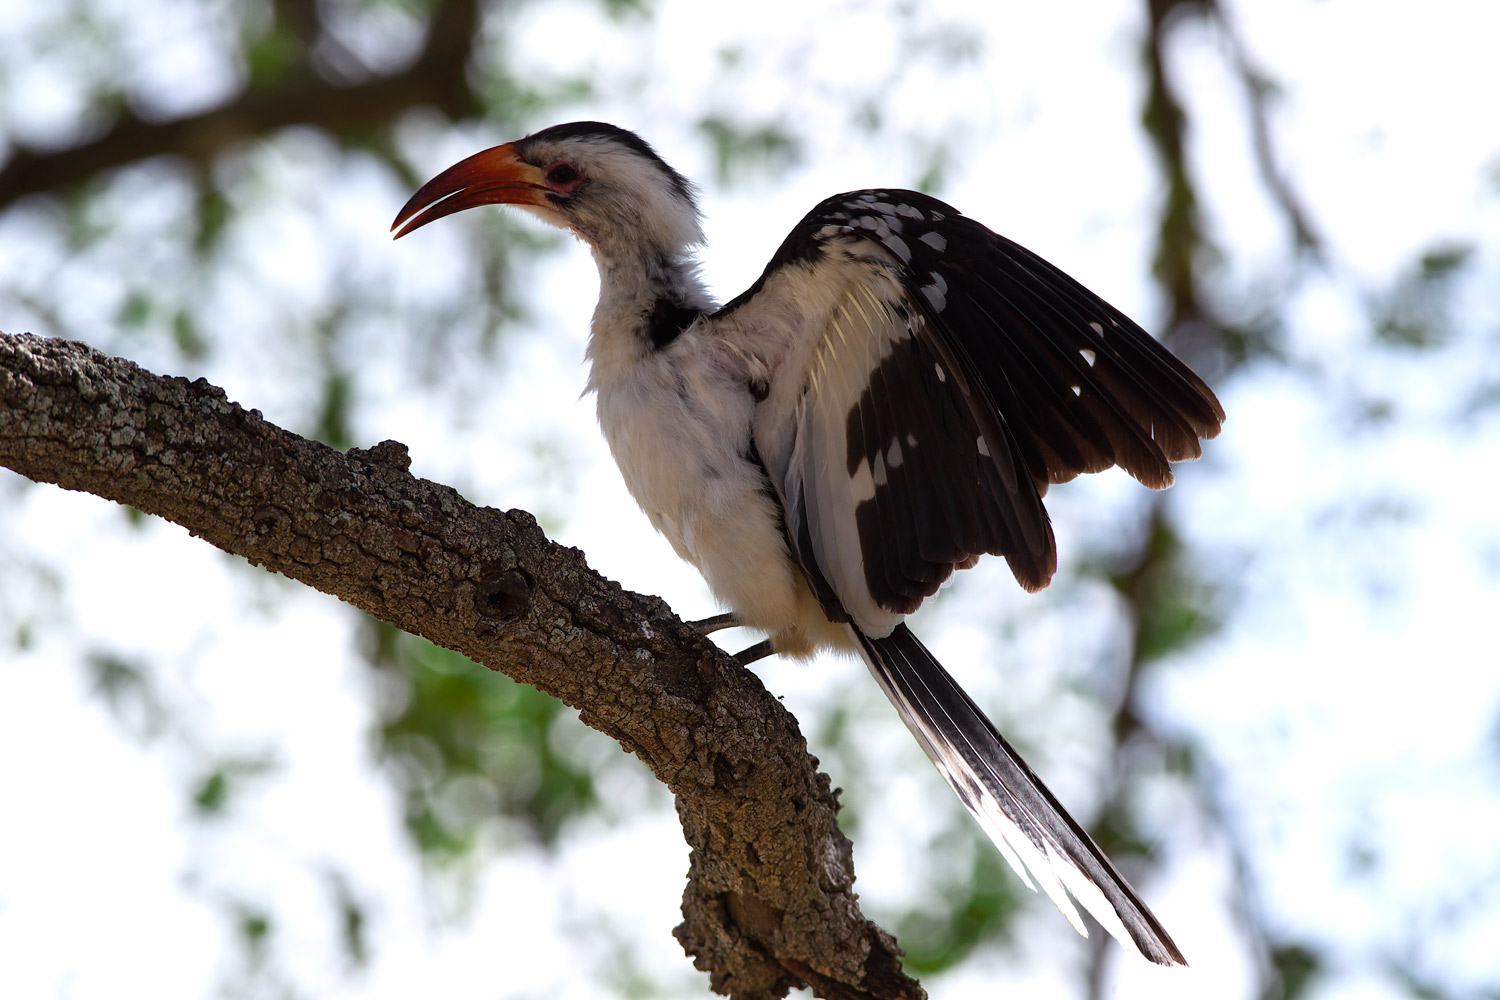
[722, 188, 1223, 625]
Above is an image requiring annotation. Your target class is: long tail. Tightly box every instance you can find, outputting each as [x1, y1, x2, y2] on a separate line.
[853, 623, 1186, 965]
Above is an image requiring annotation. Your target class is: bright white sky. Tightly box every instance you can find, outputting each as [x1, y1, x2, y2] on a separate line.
[2, 0, 1499, 998]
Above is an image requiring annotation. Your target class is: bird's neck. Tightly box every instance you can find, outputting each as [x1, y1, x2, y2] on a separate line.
[584, 240, 714, 389]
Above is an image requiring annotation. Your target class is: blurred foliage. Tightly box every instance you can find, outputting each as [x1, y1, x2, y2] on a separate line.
[235, 902, 273, 969]
[364, 620, 607, 859]
[329, 869, 372, 968]
[1106, 510, 1222, 666]
[696, 115, 803, 185]
[1372, 241, 1474, 350]
[0, 547, 62, 653]
[192, 754, 280, 818]
[1265, 944, 1322, 1000]
[84, 650, 169, 743]
[894, 842, 1024, 975]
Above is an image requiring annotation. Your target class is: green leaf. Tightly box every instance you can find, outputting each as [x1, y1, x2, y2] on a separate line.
[894, 843, 1023, 974]
[116, 291, 153, 330]
[235, 904, 273, 968]
[189, 755, 278, 818]
[370, 626, 604, 862]
[1372, 241, 1475, 349]
[1265, 944, 1321, 1000]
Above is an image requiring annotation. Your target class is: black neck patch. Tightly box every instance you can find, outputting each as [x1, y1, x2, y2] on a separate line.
[647, 297, 702, 349]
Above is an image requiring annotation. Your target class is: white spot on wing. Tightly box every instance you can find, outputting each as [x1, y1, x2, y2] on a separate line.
[977, 435, 990, 458]
[934, 363, 947, 383]
[1089, 321, 1104, 335]
[1071, 385, 1082, 396]
[1080, 348, 1097, 367]
[921, 271, 949, 312]
[906, 432, 919, 448]
[886, 438, 904, 468]
[873, 451, 888, 486]
[884, 234, 912, 262]
[895, 203, 925, 219]
[919, 231, 947, 251]
[850, 458, 876, 502]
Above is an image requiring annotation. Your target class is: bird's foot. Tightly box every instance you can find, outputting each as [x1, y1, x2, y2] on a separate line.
[733, 639, 775, 665]
[689, 612, 740, 635]
[687, 614, 774, 663]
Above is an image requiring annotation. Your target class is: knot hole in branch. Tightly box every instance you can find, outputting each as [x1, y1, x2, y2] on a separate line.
[477, 563, 534, 620]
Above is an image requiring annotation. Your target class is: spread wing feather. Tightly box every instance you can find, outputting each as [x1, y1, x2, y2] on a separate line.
[725, 187, 1223, 607]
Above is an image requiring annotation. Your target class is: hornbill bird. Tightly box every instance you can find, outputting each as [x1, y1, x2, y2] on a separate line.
[393, 121, 1223, 965]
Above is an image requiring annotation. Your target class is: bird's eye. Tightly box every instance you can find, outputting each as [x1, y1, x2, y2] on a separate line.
[546, 162, 581, 186]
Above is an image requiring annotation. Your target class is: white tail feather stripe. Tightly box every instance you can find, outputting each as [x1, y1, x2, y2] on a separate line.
[851, 623, 1185, 964]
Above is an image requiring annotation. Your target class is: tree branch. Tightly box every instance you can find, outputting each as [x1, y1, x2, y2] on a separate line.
[0, 332, 921, 1000]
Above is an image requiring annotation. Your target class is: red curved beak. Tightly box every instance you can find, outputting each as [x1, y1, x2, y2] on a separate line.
[391, 143, 548, 238]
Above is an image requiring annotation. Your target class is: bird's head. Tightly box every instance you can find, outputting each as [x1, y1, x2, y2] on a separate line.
[392, 122, 704, 256]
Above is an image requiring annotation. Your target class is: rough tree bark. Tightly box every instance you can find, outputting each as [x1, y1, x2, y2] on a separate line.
[0, 331, 921, 1000]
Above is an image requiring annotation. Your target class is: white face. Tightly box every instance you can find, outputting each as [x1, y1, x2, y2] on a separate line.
[518, 137, 705, 254]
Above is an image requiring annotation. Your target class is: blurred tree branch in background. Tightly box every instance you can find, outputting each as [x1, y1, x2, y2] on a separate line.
[0, 0, 479, 210]
[0, 331, 919, 1000]
[1076, 1, 1325, 997]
